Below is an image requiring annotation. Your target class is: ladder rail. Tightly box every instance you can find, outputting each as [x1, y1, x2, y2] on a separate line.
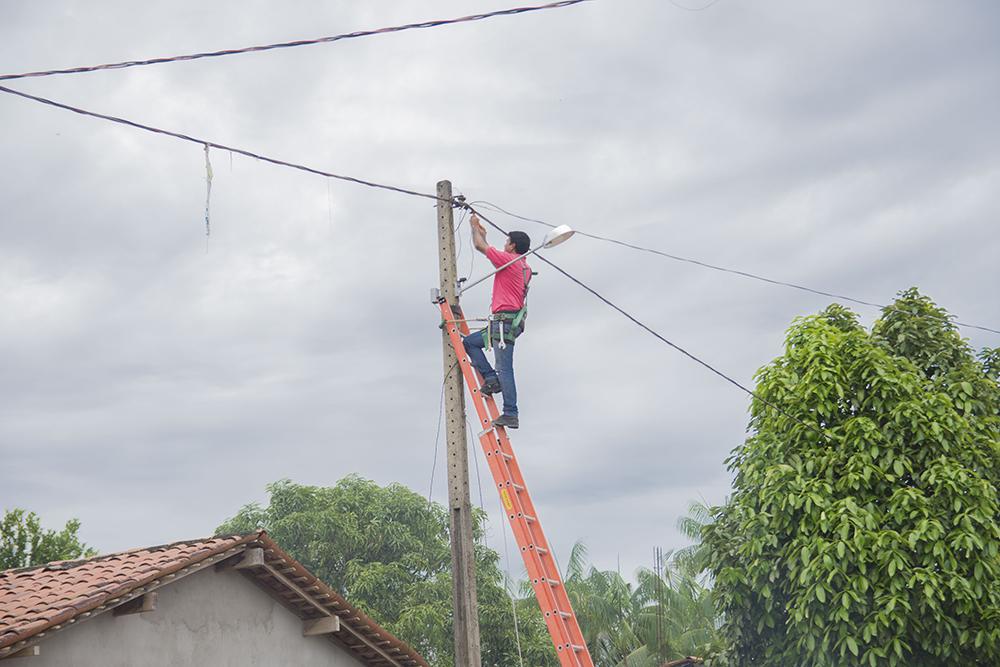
[449, 308, 590, 659]
[438, 300, 594, 667]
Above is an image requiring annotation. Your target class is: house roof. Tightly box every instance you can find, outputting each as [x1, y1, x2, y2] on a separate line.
[0, 531, 429, 667]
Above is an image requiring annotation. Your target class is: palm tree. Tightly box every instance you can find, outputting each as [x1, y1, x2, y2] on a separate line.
[673, 500, 715, 580]
[631, 557, 723, 663]
[509, 500, 728, 667]
[541, 540, 723, 667]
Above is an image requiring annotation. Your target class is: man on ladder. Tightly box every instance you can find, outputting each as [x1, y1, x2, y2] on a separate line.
[464, 213, 531, 429]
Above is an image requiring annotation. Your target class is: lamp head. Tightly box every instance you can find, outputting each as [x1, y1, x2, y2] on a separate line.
[542, 224, 575, 249]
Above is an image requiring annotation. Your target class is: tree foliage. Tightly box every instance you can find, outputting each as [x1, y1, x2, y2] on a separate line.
[705, 289, 1000, 666]
[216, 476, 552, 667]
[216, 477, 724, 667]
[525, 541, 723, 666]
[0, 508, 97, 570]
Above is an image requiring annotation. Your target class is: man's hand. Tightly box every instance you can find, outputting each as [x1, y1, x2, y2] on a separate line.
[470, 213, 485, 234]
[470, 213, 489, 254]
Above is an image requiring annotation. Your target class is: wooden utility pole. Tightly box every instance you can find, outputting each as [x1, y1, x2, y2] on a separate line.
[436, 179, 483, 667]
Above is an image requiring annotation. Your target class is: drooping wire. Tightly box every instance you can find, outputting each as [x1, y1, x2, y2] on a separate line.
[454, 206, 469, 269]
[326, 179, 335, 231]
[468, 226, 478, 280]
[7, 79, 993, 337]
[427, 360, 457, 503]
[5, 70, 992, 339]
[468, 417, 527, 667]
[203, 144, 213, 237]
[0, 0, 593, 82]
[0, 84, 447, 206]
[468, 205, 831, 440]
[499, 475, 527, 667]
[470, 200, 1000, 336]
[467, 417, 488, 521]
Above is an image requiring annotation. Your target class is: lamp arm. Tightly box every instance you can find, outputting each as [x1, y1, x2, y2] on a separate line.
[457, 245, 543, 296]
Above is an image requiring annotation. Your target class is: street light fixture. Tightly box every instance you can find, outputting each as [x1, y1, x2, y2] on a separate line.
[457, 224, 575, 296]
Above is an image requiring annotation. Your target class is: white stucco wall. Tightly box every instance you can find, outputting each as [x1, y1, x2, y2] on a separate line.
[28, 566, 367, 667]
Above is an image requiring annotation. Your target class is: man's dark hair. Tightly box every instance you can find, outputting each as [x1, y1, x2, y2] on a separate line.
[508, 231, 531, 254]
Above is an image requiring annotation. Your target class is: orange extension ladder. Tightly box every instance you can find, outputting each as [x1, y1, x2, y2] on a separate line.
[437, 298, 595, 667]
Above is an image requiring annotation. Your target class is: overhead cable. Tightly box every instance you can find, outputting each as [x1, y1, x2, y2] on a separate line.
[471, 200, 1000, 336]
[0, 87, 973, 439]
[0, 0, 592, 82]
[0, 84, 444, 204]
[467, 206, 830, 440]
[4, 85, 993, 346]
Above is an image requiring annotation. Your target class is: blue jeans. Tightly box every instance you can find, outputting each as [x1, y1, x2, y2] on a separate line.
[463, 324, 517, 417]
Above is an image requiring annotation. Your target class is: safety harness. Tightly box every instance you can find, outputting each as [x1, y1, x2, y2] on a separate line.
[482, 260, 531, 351]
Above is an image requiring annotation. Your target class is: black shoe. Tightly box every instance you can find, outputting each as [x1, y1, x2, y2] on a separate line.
[480, 377, 502, 396]
[492, 414, 519, 429]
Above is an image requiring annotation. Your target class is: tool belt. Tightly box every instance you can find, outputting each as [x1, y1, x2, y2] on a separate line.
[482, 308, 526, 349]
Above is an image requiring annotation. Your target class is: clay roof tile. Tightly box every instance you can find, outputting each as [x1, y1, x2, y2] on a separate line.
[0, 533, 257, 652]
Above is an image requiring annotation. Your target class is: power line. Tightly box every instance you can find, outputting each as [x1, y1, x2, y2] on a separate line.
[469, 206, 831, 440]
[0, 70, 1000, 344]
[0, 83, 820, 436]
[9, 76, 988, 339]
[4, 30, 974, 454]
[471, 200, 1000, 336]
[5, 81, 993, 344]
[0, 0, 592, 82]
[0, 77, 968, 436]
[0, 84, 445, 205]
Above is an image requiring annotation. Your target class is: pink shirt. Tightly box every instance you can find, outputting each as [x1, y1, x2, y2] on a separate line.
[485, 247, 531, 313]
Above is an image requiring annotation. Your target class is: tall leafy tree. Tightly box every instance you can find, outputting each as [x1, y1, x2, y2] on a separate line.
[216, 476, 553, 667]
[0, 508, 97, 569]
[705, 289, 1000, 666]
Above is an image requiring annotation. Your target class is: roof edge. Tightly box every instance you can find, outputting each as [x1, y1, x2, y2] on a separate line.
[1, 531, 429, 667]
[252, 533, 430, 667]
[0, 532, 263, 652]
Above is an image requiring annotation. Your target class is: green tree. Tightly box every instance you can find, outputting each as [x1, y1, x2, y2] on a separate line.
[632, 563, 723, 665]
[704, 289, 1000, 666]
[216, 476, 554, 667]
[0, 508, 97, 569]
[674, 500, 714, 580]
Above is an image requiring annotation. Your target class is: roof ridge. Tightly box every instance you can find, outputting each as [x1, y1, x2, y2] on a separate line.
[1, 531, 429, 666]
[1, 533, 263, 653]
[0, 531, 262, 577]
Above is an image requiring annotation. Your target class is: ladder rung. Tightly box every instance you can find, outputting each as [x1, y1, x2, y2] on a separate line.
[546, 578, 561, 587]
[500, 452, 513, 461]
[571, 644, 586, 652]
[512, 483, 525, 492]
[535, 546, 548, 555]
[523, 514, 537, 523]
[557, 611, 572, 618]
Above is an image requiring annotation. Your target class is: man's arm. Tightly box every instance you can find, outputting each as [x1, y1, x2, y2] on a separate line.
[470, 214, 489, 254]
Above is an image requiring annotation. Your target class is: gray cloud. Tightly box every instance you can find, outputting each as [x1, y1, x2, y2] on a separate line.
[1, 0, 998, 581]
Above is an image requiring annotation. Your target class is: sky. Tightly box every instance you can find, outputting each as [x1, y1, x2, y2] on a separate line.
[1, 0, 998, 584]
